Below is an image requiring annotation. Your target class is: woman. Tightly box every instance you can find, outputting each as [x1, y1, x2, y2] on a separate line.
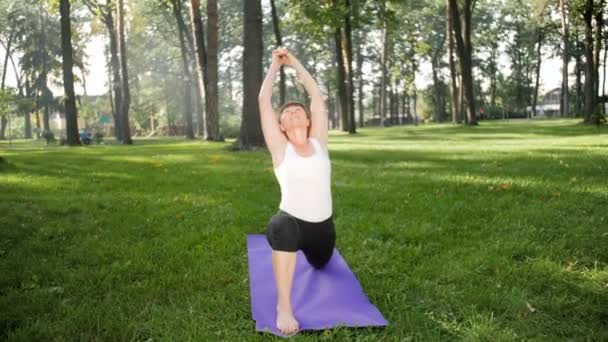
[258, 47, 335, 335]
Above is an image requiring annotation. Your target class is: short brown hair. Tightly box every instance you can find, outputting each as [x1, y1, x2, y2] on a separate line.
[278, 101, 310, 120]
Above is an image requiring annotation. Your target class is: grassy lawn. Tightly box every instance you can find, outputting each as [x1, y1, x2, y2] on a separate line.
[1, 119, 607, 341]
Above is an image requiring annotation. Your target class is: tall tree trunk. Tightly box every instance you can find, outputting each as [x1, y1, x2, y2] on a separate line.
[172, 0, 194, 139]
[344, 0, 356, 133]
[59, 0, 80, 145]
[583, 0, 595, 122]
[356, 30, 364, 128]
[104, 45, 119, 138]
[189, 0, 210, 138]
[104, 2, 123, 140]
[334, 25, 349, 131]
[205, 0, 221, 140]
[380, 26, 388, 126]
[403, 87, 409, 123]
[559, 0, 569, 117]
[353, 0, 364, 128]
[449, 0, 476, 125]
[116, 0, 132, 143]
[269, 0, 286, 105]
[412, 60, 418, 125]
[23, 79, 32, 138]
[532, 29, 543, 117]
[0, 34, 11, 89]
[447, 0, 459, 124]
[458, 73, 466, 123]
[575, 39, 583, 116]
[171, 0, 203, 136]
[593, 1, 604, 101]
[489, 50, 497, 111]
[431, 56, 441, 122]
[326, 78, 337, 129]
[0, 33, 12, 139]
[603, 33, 607, 114]
[238, 0, 264, 148]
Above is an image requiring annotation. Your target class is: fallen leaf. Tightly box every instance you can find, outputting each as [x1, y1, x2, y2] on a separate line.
[526, 302, 536, 313]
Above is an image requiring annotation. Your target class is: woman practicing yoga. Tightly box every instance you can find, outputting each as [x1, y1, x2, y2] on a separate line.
[258, 47, 335, 335]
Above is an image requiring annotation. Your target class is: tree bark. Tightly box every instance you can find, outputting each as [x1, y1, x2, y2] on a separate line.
[270, 0, 286, 105]
[59, 0, 80, 145]
[448, 0, 476, 125]
[559, 0, 569, 117]
[593, 1, 604, 102]
[532, 29, 543, 118]
[431, 56, 442, 122]
[205, 0, 221, 140]
[356, 30, 364, 128]
[380, 26, 388, 126]
[0, 33, 12, 139]
[106, 3, 123, 140]
[343, 0, 356, 133]
[447, 0, 459, 124]
[603, 31, 607, 114]
[238, 0, 264, 148]
[575, 36, 583, 116]
[334, 24, 349, 131]
[189, 0, 210, 138]
[583, 0, 595, 122]
[116, 0, 132, 143]
[172, 0, 195, 139]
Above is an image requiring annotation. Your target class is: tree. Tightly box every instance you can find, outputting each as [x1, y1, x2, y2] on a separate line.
[559, 0, 570, 117]
[82, 0, 124, 140]
[189, 0, 209, 138]
[269, 0, 286, 105]
[59, 0, 80, 145]
[169, 0, 194, 139]
[116, 0, 132, 143]
[581, 0, 595, 122]
[448, 0, 476, 125]
[238, 0, 264, 148]
[447, 0, 459, 123]
[205, 0, 221, 140]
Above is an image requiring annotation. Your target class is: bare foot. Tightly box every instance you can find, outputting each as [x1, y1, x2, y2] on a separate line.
[276, 305, 299, 335]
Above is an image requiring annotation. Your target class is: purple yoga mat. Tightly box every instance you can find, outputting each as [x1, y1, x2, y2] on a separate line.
[246, 234, 387, 337]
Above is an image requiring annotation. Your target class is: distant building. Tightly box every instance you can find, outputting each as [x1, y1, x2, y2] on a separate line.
[526, 88, 560, 117]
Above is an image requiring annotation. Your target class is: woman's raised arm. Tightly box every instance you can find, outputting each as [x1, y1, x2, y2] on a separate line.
[283, 52, 328, 146]
[258, 50, 287, 155]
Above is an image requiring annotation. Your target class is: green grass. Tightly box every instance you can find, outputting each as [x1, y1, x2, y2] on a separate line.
[1, 119, 607, 341]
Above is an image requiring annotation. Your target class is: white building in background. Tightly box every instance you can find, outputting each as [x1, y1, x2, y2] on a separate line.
[526, 88, 561, 117]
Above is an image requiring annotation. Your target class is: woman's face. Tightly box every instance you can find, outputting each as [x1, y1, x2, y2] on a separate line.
[279, 105, 310, 134]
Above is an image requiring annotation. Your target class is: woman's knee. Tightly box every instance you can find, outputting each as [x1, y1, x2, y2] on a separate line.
[306, 250, 333, 269]
[266, 214, 300, 252]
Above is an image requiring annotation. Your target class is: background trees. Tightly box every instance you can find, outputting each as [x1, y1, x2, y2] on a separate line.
[0, 0, 605, 144]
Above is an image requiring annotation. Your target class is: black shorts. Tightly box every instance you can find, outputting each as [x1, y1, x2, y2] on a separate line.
[266, 210, 336, 269]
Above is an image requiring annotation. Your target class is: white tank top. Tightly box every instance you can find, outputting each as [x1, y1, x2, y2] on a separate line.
[273, 137, 332, 222]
